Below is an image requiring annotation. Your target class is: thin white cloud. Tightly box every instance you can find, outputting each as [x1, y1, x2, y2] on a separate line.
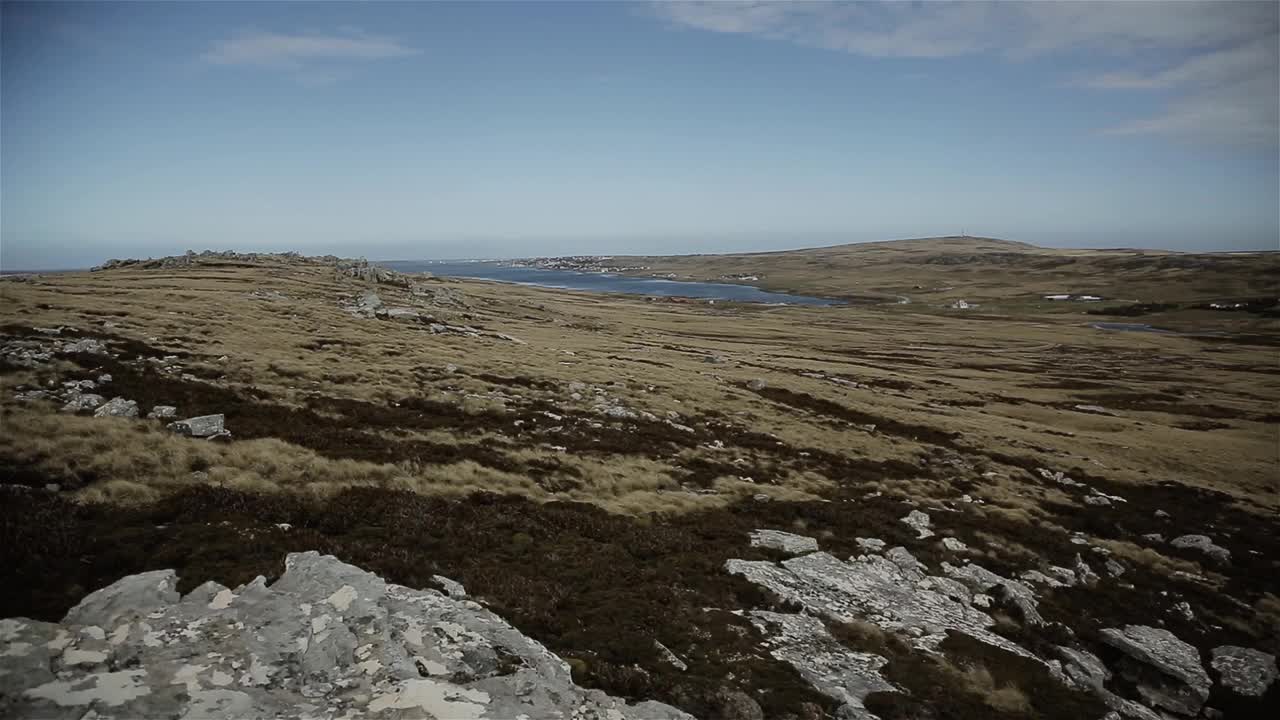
[651, 1, 1279, 145]
[203, 29, 417, 68]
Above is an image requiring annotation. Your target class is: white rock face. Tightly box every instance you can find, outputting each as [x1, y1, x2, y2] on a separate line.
[0, 552, 692, 720]
[1211, 645, 1278, 698]
[749, 529, 819, 556]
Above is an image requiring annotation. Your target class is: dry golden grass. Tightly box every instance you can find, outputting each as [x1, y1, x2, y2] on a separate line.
[1, 249, 1276, 518]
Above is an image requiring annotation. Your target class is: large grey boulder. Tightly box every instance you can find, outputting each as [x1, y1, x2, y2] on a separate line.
[749, 529, 819, 556]
[1210, 645, 1278, 697]
[93, 397, 139, 418]
[0, 552, 692, 720]
[167, 414, 225, 438]
[1100, 625, 1211, 716]
[1169, 534, 1231, 565]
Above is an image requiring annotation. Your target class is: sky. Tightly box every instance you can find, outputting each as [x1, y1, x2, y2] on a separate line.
[2, 1, 1277, 269]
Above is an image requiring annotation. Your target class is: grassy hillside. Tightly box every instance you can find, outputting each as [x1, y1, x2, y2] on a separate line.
[609, 236, 1280, 311]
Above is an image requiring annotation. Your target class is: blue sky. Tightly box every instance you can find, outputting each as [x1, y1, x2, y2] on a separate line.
[2, 1, 1277, 269]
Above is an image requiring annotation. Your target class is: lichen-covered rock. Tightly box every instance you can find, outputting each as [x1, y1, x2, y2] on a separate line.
[1100, 625, 1211, 717]
[0, 552, 692, 719]
[749, 529, 819, 556]
[1170, 534, 1231, 564]
[1210, 645, 1278, 698]
[167, 414, 225, 438]
[93, 397, 139, 418]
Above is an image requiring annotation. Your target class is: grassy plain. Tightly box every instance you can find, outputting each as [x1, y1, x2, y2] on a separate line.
[1, 239, 1277, 719]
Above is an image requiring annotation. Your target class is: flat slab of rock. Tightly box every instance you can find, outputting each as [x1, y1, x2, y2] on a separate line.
[0, 552, 692, 720]
[167, 414, 225, 438]
[1211, 645, 1278, 697]
[1169, 534, 1231, 564]
[749, 529, 819, 556]
[1100, 625, 1210, 716]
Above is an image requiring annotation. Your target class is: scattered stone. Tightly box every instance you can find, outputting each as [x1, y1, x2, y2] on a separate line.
[147, 405, 178, 419]
[444, 364, 459, 374]
[1172, 601, 1194, 621]
[97, 373, 112, 384]
[749, 529, 820, 556]
[60, 394, 105, 413]
[1100, 625, 1211, 717]
[1170, 534, 1231, 564]
[1142, 533, 1165, 543]
[60, 338, 106, 355]
[1155, 509, 1171, 519]
[1210, 645, 1278, 698]
[1075, 554, 1100, 586]
[1074, 404, 1119, 416]
[167, 414, 226, 438]
[654, 640, 688, 672]
[1085, 495, 1112, 506]
[1105, 559, 1126, 577]
[855, 538, 886, 553]
[0, 552, 693, 719]
[93, 397, 139, 418]
[703, 355, 727, 364]
[941, 537, 968, 553]
[752, 493, 771, 503]
[746, 379, 767, 391]
[900, 509, 934, 539]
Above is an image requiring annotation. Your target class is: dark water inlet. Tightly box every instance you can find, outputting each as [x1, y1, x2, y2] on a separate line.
[384, 261, 843, 306]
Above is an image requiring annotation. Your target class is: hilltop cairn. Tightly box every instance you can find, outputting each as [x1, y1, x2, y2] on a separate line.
[0, 552, 691, 719]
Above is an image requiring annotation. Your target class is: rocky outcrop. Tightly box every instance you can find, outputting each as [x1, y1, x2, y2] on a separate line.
[60, 393, 105, 413]
[749, 529, 819, 556]
[0, 552, 691, 720]
[1100, 625, 1211, 716]
[93, 397, 139, 418]
[726, 549, 1036, 662]
[1210, 645, 1278, 698]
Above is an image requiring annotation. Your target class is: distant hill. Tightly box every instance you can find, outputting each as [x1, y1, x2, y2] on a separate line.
[612, 236, 1279, 304]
